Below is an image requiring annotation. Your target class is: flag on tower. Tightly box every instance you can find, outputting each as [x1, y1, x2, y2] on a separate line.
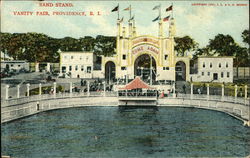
[123, 6, 130, 11]
[152, 15, 160, 22]
[111, 5, 119, 12]
[152, 4, 160, 10]
[163, 15, 170, 22]
[166, 5, 173, 12]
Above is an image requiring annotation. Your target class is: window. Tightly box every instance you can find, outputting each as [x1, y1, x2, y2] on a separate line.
[122, 55, 126, 60]
[208, 72, 210, 76]
[69, 66, 72, 71]
[219, 63, 221, 68]
[64, 55, 67, 59]
[203, 62, 205, 68]
[165, 67, 169, 70]
[87, 66, 91, 73]
[11, 64, 13, 67]
[71, 56, 73, 59]
[226, 62, 228, 68]
[221, 72, 224, 78]
[227, 72, 230, 77]
[75, 65, 78, 71]
[80, 56, 82, 60]
[86, 57, 89, 62]
[62, 66, 66, 73]
[18, 65, 21, 67]
[81, 65, 84, 71]
[121, 67, 127, 70]
[165, 55, 168, 60]
[163, 67, 165, 70]
[210, 63, 212, 68]
[202, 72, 204, 76]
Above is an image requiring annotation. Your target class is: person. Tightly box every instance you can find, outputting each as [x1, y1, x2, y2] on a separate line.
[182, 84, 186, 94]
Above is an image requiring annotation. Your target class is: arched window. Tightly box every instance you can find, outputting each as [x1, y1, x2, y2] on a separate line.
[203, 62, 205, 68]
[219, 63, 221, 68]
[210, 63, 212, 68]
[226, 62, 228, 68]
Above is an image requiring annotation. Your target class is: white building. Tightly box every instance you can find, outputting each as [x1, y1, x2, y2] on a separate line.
[1, 60, 29, 72]
[190, 57, 234, 83]
[59, 51, 95, 78]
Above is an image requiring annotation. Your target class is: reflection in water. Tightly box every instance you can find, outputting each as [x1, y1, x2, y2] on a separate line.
[1, 106, 250, 158]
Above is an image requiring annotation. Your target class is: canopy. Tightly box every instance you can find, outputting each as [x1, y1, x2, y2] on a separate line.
[120, 76, 153, 90]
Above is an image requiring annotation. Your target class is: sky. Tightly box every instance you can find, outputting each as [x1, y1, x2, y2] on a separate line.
[1, 0, 249, 47]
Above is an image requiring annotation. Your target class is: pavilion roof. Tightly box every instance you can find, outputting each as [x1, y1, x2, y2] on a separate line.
[120, 76, 153, 90]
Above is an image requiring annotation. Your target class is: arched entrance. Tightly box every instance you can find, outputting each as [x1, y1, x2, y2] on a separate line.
[134, 54, 156, 82]
[105, 61, 116, 83]
[175, 61, 186, 81]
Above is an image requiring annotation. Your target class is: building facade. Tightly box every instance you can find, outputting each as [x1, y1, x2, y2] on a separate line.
[1, 60, 29, 72]
[59, 16, 233, 83]
[59, 51, 94, 78]
[102, 17, 190, 83]
[190, 57, 234, 83]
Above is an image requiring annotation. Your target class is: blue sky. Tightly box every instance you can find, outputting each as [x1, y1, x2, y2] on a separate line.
[1, 1, 249, 47]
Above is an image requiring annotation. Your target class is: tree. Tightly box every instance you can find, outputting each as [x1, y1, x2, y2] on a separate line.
[174, 36, 198, 56]
[192, 47, 212, 60]
[207, 34, 236, 56]
[241, 29, 249, 45]
[94, 35, 116, 57]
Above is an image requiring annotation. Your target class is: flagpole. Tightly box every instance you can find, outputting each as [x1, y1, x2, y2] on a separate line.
[129, 5, 132, 20]
[159, 4, 161, 20]
[118, 4, 120, 20]
[171, 3, 174, 18]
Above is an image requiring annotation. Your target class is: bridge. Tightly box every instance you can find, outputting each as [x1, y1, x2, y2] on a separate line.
[1, 89, 249, 126]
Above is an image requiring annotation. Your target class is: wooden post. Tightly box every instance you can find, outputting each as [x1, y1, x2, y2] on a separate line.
[207, 83, 209, 100]
[191, 83, 193, 100]
[5, 85, 9, 100]
[26, 83, 30, 97]
[39, 83, 42, 95]
[235, 85, 237, 103]
[221, 84, 224, 102]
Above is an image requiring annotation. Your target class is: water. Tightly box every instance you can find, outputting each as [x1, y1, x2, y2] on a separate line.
[1, 106, 250, 157]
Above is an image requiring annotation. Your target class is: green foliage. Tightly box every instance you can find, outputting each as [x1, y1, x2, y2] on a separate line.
[174, 36, 198, 56]
[0, 32, 116, 62]
[241, 29, 249, 45]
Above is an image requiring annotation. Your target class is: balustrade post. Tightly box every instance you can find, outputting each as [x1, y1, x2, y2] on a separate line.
[26, 83, 30, 97]
[191, 83, 193, 100]
[207, 83, 209, 100]
[221, 84, 224, 102]
[53, 82, 56, 96]
[244, 85, 248, 105]
[87, 81, 90, 96]
[69, 82, 72, 93]
[5, 85, 9, 100]
[35, 62, 39, 72]
[235, 85, 237, 103]
[103, 81, 106, 97]
[173, 82, 176, 98]
[39, 83, 42, 95]
[17, 85, 20, 98]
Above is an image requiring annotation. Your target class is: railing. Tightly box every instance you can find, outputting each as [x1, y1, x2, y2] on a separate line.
[118, 92, 157, 98]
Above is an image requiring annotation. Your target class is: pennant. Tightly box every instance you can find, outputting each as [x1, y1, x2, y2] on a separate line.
[152, 5, 160, 10]
[166, 5, 173, 12]
[111, 5, 119, 12]
[123, 7, 130, 11]
[152, 16, 160, 22]
[163, 16, 170, 22]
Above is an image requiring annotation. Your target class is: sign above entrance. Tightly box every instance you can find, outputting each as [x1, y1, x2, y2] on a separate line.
[132, 44, 159, 55]
[132, 37, 159, 46]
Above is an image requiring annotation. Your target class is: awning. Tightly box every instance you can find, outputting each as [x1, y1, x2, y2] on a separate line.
[119, 76, 153, 90]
